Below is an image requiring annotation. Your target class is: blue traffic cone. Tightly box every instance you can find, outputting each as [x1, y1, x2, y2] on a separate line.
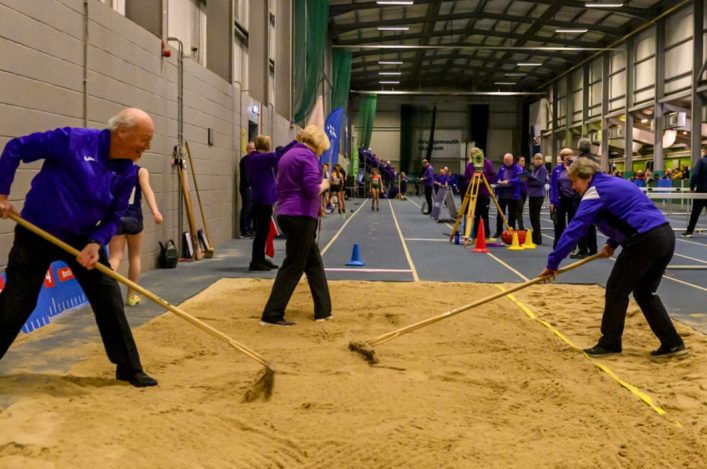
[346, 243, 365, 266]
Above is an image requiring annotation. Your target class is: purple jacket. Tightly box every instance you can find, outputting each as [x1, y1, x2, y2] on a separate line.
[421, 164, 434, 187]
[549, 164, 577, 206]
[495, 162, 523, 200]
[276, 142, 322, 220]
[0, 127, 136, 245]
[246, 142, 295, 206]
[247, 151, 279, 206]
[463, 159, 497, 197]
[547, 173, 668, 270]
[527, 164, 548, 198]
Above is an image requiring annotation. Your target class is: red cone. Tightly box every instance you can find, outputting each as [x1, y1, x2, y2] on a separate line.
[472, 218, 489, 253]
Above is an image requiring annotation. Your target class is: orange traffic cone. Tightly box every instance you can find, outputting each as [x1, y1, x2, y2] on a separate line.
[472, 218, 489, 253]
[508, 230, 524, 251]
[522, 229, 537, 249]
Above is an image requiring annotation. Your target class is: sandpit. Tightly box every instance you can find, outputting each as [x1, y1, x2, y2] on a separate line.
[0, 278, 705, 468]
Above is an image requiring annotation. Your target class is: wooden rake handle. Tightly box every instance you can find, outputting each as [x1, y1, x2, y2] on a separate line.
[9, 212, 272, 369]
[367, 253, 604, 347]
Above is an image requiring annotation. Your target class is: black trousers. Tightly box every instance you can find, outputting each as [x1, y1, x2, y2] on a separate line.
[515, 194, 527, 230]
[685, 196, 706, 233]
[239, 187, 253, 236]
[262, 216, 332, 321]
[575, 198, 597, 254]
[0, 226, 143, 373]
[528, 196, 544, 244]
[251, 204, 273, 265]
[472, 195, 491, 238]
[553, 196, 577, 248]
[424, 186, 433, 214]
[598, 224, 683, 350]
[495, 198, 518, 236]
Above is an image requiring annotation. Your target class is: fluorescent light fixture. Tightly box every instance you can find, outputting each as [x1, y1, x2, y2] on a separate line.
[641, 118, 649, 124]
[517, 62, 542, 66]
[379, 71, 402, 75]
[505, 73, 526, 77]
[379, 81, 401, 84]
[555, 28, 589, 33]
[585, 2, 623, 7]
[494, 82, 516, 85]
[376, 1, 414, 4]
[378, 60, 404, 65]
[377, 26, 410, 31]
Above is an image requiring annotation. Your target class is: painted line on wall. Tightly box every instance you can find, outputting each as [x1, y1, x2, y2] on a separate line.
[496, 284, 680, 426]
[389, 199, 420, 282]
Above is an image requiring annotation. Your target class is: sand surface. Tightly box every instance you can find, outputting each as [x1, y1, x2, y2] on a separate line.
[0, 278, 705, 468]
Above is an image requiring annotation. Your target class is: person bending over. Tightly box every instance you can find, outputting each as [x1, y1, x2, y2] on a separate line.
[0, 108, 159, 387]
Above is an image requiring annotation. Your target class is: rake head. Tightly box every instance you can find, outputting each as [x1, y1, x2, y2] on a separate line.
[242, 366, 275, 402]
[349, 341, 379, 365]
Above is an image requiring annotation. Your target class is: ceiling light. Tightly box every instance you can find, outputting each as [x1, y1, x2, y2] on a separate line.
[494, 82, 516, 85]
[379, 81, 401, 84]
[641, 118, 649, 124]
[555, 28, 589, 33]
[376, 1, 414, 4]
[377, 26, 410, 31]
[379, 71, 402, 75]
[517, 62, 542, 67]
[585, 3, 624, 7]
[505, 73, 526, 77]
[378, 61, 404, 65]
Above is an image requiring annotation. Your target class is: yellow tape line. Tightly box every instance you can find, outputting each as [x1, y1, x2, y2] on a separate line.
[496, 285, 682, 427]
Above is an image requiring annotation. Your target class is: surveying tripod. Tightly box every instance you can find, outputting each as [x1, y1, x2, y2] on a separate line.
[448, 172, 511, 246]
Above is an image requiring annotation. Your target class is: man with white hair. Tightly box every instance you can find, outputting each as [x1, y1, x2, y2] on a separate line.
[0, 107, 158, 387]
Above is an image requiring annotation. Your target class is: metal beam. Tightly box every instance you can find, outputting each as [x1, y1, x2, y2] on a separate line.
[625, 36, 635, 173]
[653, 18, 666, 175]
[335, 25, 604, 48]
[331, 11, 625, 38]
[350, 90, 547, 96]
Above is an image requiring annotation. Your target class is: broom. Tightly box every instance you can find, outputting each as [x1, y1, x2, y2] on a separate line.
[9, 212, 274, 402]
[349, 253, 603, 364]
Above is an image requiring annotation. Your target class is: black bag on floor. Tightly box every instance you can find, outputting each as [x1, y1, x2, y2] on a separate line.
[158, 240, 178, 268]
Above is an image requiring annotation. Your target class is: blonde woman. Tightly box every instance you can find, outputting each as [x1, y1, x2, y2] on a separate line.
[260, 125, 333, 326]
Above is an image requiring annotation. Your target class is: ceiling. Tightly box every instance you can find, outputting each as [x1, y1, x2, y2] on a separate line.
[328, 0, 687, 93]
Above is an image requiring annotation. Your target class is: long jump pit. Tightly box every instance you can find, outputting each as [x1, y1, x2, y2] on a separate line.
[0, 278, 705, 468]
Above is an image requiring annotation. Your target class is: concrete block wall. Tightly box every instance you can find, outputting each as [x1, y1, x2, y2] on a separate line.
[0, 0, 282, 274]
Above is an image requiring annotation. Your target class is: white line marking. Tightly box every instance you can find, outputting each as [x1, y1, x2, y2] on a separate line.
[389, 199, 420, 281]
[321, 199, 369, 256]
[405, 238, 449, 242]
[325, 268, 413, 273]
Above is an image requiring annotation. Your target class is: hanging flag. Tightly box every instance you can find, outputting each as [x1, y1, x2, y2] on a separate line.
[265, 217, 279, 259]
[320, 108, 345, 166]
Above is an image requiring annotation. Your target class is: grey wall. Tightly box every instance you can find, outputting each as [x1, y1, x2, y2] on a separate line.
[350, 95, 523, 175]
[0, 0, 276, 275]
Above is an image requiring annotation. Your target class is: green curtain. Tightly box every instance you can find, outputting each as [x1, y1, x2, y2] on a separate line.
[357, 95, 377, 149]
[399, 104, 414, 174]
[293, 0, 328, 123]
[331, 50, 352, 110]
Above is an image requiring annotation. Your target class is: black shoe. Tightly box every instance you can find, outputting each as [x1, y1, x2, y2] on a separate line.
[650, 343, 687, 358]
[263, 259, 279, 269]
[249, 263, 271, 271]
[583, 344, 621, 356]
[681, 231, 693, 238]
[314, 314, 333, 322]
[259, 318, 295, 326]
[569, 250, 588, 259]
[116, 369, 158, 387]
